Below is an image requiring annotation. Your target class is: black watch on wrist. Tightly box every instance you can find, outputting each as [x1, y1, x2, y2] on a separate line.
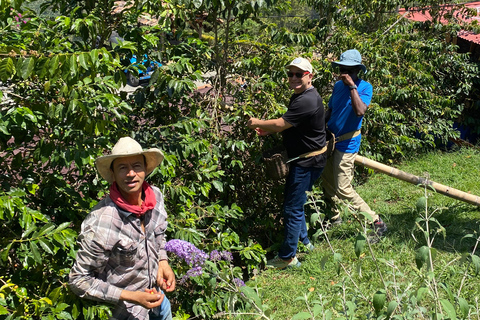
[349, 85, 357, 90]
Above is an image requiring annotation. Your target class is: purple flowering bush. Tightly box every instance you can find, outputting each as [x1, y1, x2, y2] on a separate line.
[165, 239, 255, 317]
[165, 239, 241, 285]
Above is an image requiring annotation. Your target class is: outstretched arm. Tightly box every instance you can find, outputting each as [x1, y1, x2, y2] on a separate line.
[247, 117, 292, 133]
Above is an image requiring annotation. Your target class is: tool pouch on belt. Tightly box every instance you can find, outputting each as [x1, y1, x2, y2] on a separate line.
[261, 129, 359, 180]
[326, 129, 335, 158]
[262, 145, 289, 180]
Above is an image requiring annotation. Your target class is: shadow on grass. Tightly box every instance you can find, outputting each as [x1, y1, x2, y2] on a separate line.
[380, 201, 480, 254]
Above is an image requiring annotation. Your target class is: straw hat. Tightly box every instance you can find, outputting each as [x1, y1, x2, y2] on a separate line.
[95, 137, 164, 183]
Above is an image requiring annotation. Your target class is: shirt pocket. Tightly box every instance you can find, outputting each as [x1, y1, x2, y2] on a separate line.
[111, 240, 139, 268]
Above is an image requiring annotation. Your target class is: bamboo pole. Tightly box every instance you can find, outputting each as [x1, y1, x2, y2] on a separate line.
[355, 155, 480, 207]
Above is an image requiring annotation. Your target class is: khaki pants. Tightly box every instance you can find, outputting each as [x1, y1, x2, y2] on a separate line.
[321, 149, 379, 221]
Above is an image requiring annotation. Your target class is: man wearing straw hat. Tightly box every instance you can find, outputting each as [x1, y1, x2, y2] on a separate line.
[247, 57, 327, 269]
[69, 137, 175, 320]
[321, 49, 387, 240]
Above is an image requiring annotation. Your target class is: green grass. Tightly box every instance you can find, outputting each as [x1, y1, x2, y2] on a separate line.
[245, 147, 480, 319]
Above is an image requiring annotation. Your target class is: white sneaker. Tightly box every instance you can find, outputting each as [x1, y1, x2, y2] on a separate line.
[266, 255, 301, 269]
[305, 243, 315, 252]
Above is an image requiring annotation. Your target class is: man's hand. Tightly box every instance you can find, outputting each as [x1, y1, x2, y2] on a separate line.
[255, 128, 271, 136]
[120, 288, 164, 309]
[339, 72, 367, 116]
[248, 118, 271, 135]
[339, 73, 355, 87]
[247, 117, 259, 129]
[157, 260, 176, 292]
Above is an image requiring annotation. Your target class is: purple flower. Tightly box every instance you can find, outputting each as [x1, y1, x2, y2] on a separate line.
[210, 250, 222, 262]
[179, 266, 204, 284]
[165, 239, 208, 268]
[166, 239, 210, 283]
[209, 249, 233, 262]
[221, 251, 233, 262]
[233, 278, 245, 287]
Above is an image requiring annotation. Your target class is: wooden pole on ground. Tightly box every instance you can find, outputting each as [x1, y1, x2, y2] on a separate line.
[355, 155, 480, 207]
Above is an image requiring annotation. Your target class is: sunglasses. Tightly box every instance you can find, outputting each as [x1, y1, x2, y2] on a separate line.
[287, 71, 309, 78]
[339, 67, 357, 74]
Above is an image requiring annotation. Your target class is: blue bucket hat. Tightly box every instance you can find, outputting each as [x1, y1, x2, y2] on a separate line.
[332, 49, 367, 73]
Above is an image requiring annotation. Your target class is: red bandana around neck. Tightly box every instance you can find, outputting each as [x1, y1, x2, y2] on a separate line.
[109, 181, 156, 217]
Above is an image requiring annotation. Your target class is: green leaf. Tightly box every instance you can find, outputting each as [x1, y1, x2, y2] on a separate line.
[43, 80, 50, 93]
[320, 254, 331, 270]
[20, 57, 35, 79]
[72, 304, 80, 319]
[386, 300, 398, 318]
[440, 282, 454, 304]
[49, 55, 59, 77]
[79, 53, 90, 70]
[416, 196, 427, 213]
[212, 180, 223, 192]
[192, 0, 202, 8]
[240, 286, 261, 307]
[29, 241, 42, 264]
[310, 213, 319, 226]
[354, 233, 366, 258]
[291, 312, 312, 320]
[333, 252, 342, 263]
[415, 246, 429, 269]
[38, 238, 54, 255]
[334, 252, 342, 275]
[0, 243, 13, 262]
[54, 222, 72, 233]
[294, 296, 307, 302]
[0, 305, 8, 315]
[0, 58, 15, 81]
[373, 290, 386, 314]
[470, 254, 480, 275]
[359, 211, 374, 223]
[439, 299, 456, 320]
[312, 305, 323, 317]
[416, 287, 428, 302]
[22, 224, 37, 238]
[458, 297, 469, 319]
[69, 54, 78, 78]
[37, 57, 49, 78]
[38, 223, 55, 236]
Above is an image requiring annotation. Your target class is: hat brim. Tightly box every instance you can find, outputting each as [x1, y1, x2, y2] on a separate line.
[286, 64, 312, 73]
[332, 61, 367, 73]
[95, 148, 164, 184]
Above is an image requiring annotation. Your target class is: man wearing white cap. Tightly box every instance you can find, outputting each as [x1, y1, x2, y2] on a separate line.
[69, 137, 175, 319]
[247, 57, 327, 269]
[321, 49, 387, 241]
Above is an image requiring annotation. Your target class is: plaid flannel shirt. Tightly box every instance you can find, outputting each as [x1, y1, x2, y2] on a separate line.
[69, 186, 168, 320]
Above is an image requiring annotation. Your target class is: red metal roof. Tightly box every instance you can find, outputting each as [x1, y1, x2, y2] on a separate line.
[399, 2, 480, 45]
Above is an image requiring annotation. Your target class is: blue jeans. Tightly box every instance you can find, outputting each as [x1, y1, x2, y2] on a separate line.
[149, 294, 172, 320]
[278, 165, 323, 260]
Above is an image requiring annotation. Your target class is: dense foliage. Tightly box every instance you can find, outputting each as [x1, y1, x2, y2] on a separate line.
[0, 0, 479, 318]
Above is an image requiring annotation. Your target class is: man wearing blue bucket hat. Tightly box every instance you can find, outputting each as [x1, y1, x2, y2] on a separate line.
[321, 49, 387, 242]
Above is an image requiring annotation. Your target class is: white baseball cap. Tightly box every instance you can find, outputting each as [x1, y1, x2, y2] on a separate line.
[286, 57, 313, 73]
